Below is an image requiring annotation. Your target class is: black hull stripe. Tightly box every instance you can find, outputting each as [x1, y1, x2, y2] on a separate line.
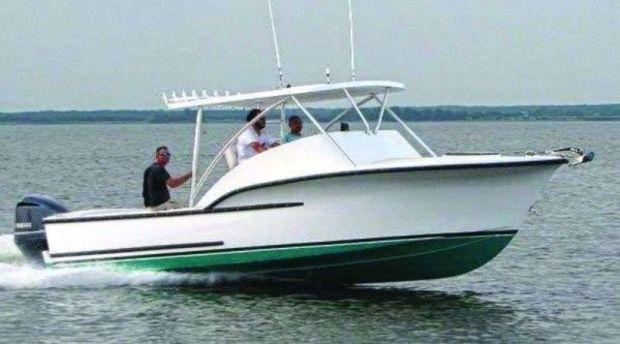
[50, 241, 224, 258]
[50, 229, 518, 264]
[206, 159, 566, 208]
[44, 202, 304, 224]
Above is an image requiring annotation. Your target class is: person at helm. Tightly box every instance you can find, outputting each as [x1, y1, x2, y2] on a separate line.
[236, 109, 279, 164]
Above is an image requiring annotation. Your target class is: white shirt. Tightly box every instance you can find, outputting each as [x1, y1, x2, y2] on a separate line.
[236, 128, 277, 163]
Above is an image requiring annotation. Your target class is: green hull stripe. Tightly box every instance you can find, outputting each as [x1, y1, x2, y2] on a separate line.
[52, 233, 516, 283]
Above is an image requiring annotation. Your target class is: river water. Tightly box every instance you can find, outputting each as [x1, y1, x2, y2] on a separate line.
[0, 121, 618, 342]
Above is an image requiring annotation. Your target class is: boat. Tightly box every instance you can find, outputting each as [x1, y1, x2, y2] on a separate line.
[12, 2, 593, 284]
[12, 81, 593, 284]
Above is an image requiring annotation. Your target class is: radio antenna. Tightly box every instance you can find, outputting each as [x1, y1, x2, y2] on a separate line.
[267, 0, 284, 89]
[347, 0, 356, 81]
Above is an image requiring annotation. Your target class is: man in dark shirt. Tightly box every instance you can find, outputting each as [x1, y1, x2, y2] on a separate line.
[143, 146, 192, 210]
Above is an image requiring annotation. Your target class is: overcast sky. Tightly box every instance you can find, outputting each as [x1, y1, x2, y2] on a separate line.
[1, 0, 618, 111]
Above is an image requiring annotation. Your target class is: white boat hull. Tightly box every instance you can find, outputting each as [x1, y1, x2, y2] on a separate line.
[40, 161, 561, 283]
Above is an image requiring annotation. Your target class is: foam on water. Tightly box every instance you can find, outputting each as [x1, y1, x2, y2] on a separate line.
[0, 234, 22, 264]
[0, 234, 241, 290]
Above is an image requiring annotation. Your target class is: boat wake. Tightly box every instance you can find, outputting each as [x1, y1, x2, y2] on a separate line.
[0, 234, 242, 290]
[0, 233, 22, 264]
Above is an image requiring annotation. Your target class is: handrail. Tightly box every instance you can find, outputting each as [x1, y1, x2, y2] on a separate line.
[189, 97, 289, 204]
[343, 88, 370, 133]
[372, 94, 437, 157]
[291, 96, 356, 166]
[324, 94, 373, 131]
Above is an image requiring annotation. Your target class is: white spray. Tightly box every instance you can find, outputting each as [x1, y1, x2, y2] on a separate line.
[0, 234, 242, 290]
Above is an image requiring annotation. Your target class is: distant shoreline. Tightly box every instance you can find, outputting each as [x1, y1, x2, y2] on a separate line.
[1, 104, 618, 124]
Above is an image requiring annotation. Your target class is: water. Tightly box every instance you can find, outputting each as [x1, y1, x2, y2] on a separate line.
[0, 122, 618, 342]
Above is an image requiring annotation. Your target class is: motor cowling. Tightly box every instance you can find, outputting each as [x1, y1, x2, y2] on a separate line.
[14, 194, 69, 265]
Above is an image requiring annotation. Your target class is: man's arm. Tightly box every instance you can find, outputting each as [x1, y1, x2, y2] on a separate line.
[167, 171, 193, 188]
[265, 134, 279, 148]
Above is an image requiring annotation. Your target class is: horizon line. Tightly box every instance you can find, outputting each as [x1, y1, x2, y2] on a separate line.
[2, 102, 620, 113]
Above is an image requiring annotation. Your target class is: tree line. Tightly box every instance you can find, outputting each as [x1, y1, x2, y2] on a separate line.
[0, 104, 618, 124]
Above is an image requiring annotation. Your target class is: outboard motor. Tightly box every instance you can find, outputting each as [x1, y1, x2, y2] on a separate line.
[14, 194, 69, 265]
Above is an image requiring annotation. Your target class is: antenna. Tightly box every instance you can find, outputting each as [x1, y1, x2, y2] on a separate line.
[347, 0, 356, 81]
[267, 0, 284, 89]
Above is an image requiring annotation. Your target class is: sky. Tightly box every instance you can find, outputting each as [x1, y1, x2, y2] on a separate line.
[0, 0, 618, 111]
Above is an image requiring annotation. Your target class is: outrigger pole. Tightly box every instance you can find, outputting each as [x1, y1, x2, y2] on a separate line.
[267, 0, 283, 89]
[347, 0, 356, 81]
[266, 0, 287, 140]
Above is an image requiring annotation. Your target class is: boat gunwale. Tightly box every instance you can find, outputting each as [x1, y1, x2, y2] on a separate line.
[206, 156, 567, 208]
[44, 202, 304, 224]
[43, 157, 566, 224]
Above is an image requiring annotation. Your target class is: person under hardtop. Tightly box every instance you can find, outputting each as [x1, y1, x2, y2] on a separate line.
[142, 146, 192, 211]
[236, 109, 279, 164]
[283, 115, 303, 143]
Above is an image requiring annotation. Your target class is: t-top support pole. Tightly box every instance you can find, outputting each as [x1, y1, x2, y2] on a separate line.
[374, 89, 389, 133]
[189, 106, 203, 206]
[324, 95, 374, 131]
[291, 96, 356, 167]
[343, 88, 370, 133]
[372, 94, 437, 157]
[189, 99, 288, 204]
[279, 104, 286, 141]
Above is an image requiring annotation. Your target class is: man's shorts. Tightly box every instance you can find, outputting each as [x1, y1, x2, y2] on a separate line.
[148, 199, 181, 212]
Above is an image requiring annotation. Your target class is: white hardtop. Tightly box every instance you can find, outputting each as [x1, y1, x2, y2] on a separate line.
[163, 80, 404, 110]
